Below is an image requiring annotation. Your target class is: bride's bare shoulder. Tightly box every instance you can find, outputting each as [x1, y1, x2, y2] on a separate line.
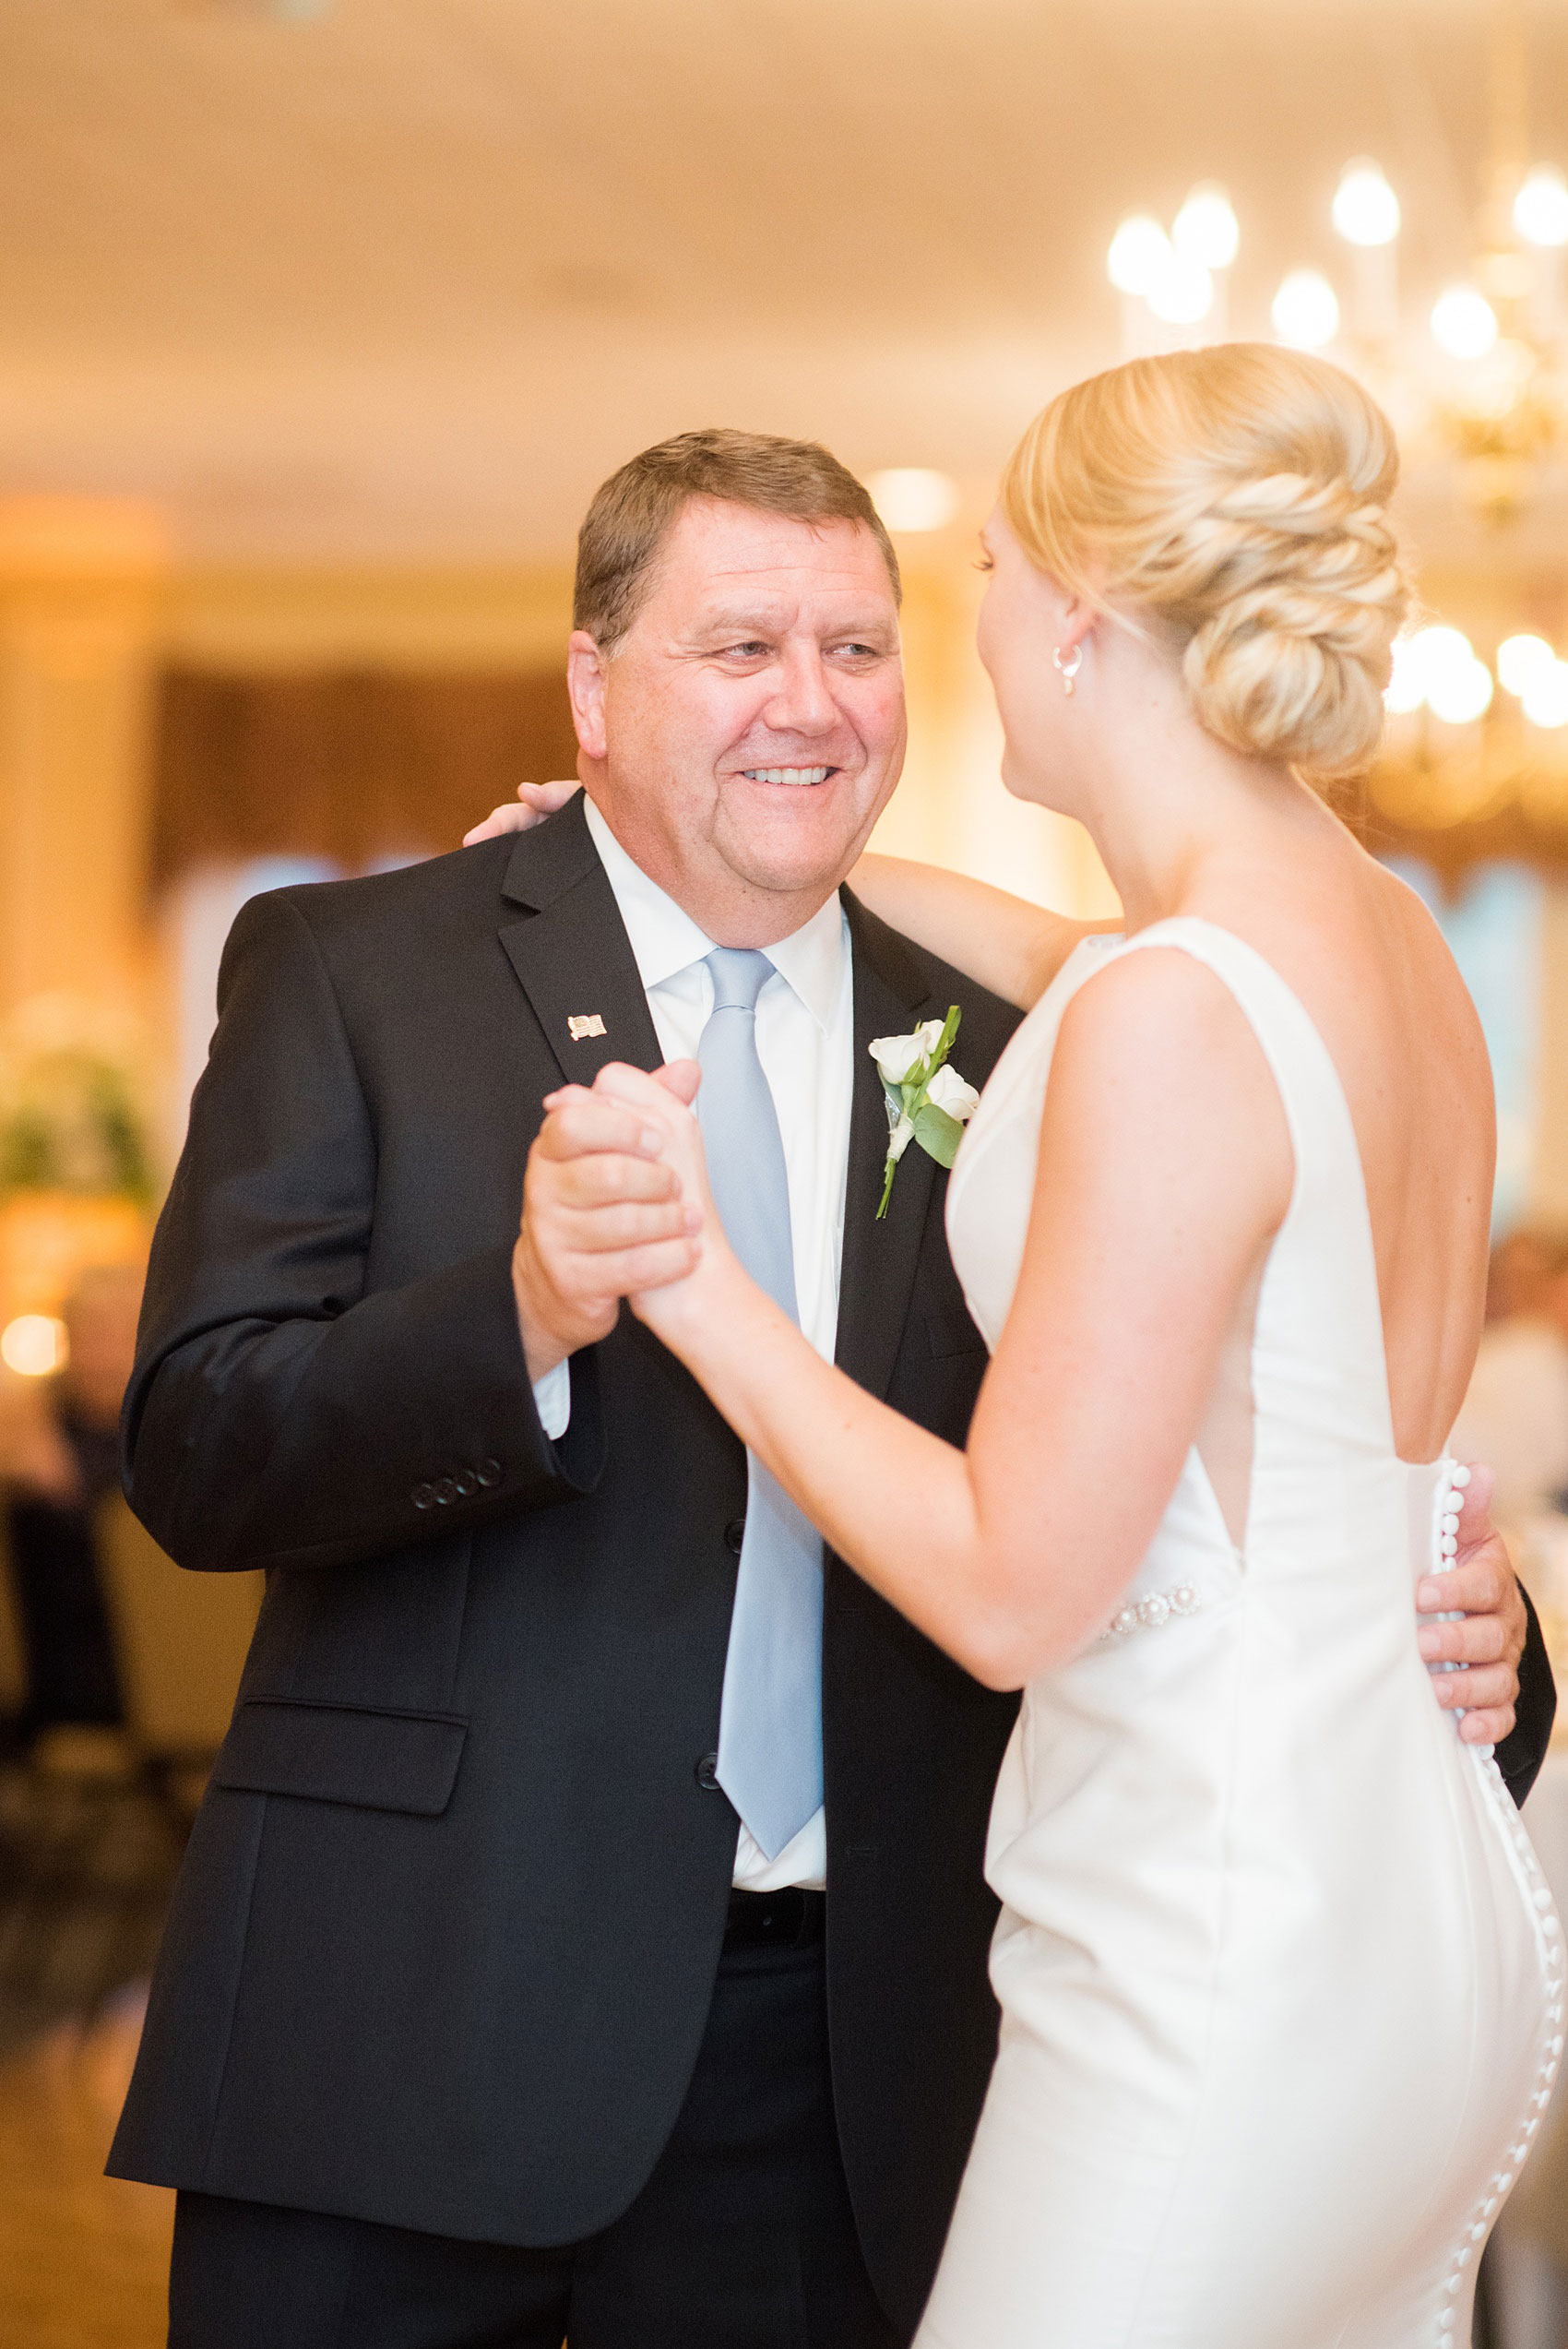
[1034, 941, 1294, 1239]
[1051, 939, 1289, 1127]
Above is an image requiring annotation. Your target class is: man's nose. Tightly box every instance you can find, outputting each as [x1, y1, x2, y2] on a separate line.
[761, 646, 837, 736]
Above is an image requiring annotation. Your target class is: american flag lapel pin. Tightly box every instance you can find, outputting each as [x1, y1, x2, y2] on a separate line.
[567, 1013, 608, 1042]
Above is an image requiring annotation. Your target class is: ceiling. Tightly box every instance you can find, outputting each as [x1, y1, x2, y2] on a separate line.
[3, 0, 1568, 563]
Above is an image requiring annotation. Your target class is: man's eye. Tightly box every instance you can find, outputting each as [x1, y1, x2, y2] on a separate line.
[834, 641, 883, 659]
[719, 641, 771, 660]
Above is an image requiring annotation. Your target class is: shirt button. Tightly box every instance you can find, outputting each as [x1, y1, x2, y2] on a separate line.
[411, 1483, 435, 1510]
[724, 1518, 746, 1555]
[453, 1470, 479, 1498]
[433, 1476, 459, 1506]
[475, 1460, 503, 1488]
[695, 1753, 721, 1792]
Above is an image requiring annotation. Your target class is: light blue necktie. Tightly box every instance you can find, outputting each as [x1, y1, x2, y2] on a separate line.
[697, 947, 825, 1861]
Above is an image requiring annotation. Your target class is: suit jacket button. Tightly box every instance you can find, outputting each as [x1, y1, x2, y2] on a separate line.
[475, 1459, 503, 1488]
[724, 1518, 746, 1555]
[453, 1470, 479, 1498]
[695, 1753, 721, 1792]
[433, 1476, 458, 1505]
[411, 1483, 435, 1509]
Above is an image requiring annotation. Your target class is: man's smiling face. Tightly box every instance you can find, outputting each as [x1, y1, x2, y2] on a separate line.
[566, 495, 908, 946]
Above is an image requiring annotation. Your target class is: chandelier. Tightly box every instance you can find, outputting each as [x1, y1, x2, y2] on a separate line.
[1105, 0, 1568, 529]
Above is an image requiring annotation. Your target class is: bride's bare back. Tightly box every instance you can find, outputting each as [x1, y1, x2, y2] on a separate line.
[1186, 821, 1492, 1534]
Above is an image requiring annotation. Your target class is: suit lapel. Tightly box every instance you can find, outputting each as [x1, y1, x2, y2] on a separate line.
[497, 796, 663, 1085]
[498, 830, 946, 1398]
[836, 889, 946, 1403]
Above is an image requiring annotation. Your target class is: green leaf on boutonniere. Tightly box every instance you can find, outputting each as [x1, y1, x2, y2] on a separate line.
[911, 1101, 965, 1168]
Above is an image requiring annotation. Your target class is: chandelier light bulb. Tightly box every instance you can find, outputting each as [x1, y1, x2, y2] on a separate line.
[1333, 161, 1401, 248]
[1497, 634, 1559, 697]
[1407, 625, 1475, 675]
[1107, 215, 1172, 297]
[1383, 637, 1430, 714]
[1427, 651, 1495, 726]
[1431, 285, 1499, 360]
[867, 470, 959, 532]
[1271, 270, 1340, 350]
[1396, 625, 1483, 719]
[1146, 252, 1215, 326]
[1524, 662, 1568, 729]
[1515, 166, 1568, 249]
[1172, 184, 1240, 272]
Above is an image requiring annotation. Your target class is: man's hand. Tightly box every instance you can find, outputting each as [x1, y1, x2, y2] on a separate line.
[465, 780, 580, 846]
[512, 1075, 702, 1382]
[1416, 1463, 1526, 1747]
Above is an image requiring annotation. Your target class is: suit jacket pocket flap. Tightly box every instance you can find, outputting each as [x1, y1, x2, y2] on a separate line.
[923, 1307, 988, 1360]
[214, 1699, 468, 1817]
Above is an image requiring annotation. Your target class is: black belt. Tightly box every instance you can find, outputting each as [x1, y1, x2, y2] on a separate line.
[723, 1886, 826, 1950]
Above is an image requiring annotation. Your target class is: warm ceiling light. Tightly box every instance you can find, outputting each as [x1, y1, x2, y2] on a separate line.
[1497, 634, 1559, 696]
[1272, 270, 1340, 350]
[868, 470, 958, 533]
[0, 1314, 67, 1377]
[1107, 215, 1171, 297]
[1515, 166, 1568, 250]
[1172, 185, 1239, 271]
[1431, 285, 1499, 360]
[1333, 161, 1401, 248]
[1146, 253, 1214, 326]
[1524, 661, 1568, 729]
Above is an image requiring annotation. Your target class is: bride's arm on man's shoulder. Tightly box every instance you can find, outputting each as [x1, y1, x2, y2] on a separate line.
[458, 784, 1118, 1013]
[847, 854, 1119, 1010]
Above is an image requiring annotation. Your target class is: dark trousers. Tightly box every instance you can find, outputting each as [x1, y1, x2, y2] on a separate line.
[169, 1926, 905, 2349]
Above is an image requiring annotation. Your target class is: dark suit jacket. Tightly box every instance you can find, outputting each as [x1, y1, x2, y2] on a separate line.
[108, 797, 1025, 2334]
[109, 796, 1557, 2334]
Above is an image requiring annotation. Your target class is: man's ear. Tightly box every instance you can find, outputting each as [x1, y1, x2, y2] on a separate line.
[567, 631, 610, 763]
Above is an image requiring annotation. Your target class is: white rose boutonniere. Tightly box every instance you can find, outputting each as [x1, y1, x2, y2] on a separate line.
[869, 1005, 980, 1220]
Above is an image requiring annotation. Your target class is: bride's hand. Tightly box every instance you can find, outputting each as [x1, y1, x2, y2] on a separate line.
[586, 1061, 746, 1350]
[463, 779, 581, 846]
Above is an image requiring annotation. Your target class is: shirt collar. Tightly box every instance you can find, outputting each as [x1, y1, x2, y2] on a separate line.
[583, 795, 848, 1034]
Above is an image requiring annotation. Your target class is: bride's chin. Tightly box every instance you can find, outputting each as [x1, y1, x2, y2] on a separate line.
[999, 752, 1072, 816]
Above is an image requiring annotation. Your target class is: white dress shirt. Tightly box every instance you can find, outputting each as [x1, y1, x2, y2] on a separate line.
[532, 794, 854, 1891]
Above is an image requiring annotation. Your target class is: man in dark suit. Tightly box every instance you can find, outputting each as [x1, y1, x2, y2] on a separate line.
[111, 429, 1553, 2349]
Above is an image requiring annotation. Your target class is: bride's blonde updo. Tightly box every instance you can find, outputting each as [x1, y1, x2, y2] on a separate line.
[1001, 343, 1411, 779]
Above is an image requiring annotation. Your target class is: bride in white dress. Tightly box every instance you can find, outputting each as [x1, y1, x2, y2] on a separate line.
[580, 346, 1559, 2345]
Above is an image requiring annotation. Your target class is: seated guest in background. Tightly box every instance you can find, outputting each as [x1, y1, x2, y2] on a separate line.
[2, 1263, 142, 1738]
[1456, 1230, 1568, 1526]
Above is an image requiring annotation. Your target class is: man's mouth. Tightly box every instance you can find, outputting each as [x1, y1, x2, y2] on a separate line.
[741, 766, 835, 787]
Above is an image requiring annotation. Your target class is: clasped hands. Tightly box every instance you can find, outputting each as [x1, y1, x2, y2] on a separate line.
[511, 1056, 740, 1376]
[512, 1058, 1529, 1747]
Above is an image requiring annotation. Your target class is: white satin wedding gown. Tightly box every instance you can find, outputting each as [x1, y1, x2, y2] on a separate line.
[921, 917, 1562, 2349]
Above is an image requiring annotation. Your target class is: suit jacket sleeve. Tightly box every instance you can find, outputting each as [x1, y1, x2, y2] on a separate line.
[122, 889, 604, 1574]
[1497, 1581, 1556, 1807]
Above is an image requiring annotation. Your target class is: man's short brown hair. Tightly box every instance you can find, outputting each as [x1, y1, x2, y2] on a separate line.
[573, 427, 901, 650]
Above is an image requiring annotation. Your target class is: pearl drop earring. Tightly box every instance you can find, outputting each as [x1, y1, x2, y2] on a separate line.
[1053, 644, 1084, 698]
